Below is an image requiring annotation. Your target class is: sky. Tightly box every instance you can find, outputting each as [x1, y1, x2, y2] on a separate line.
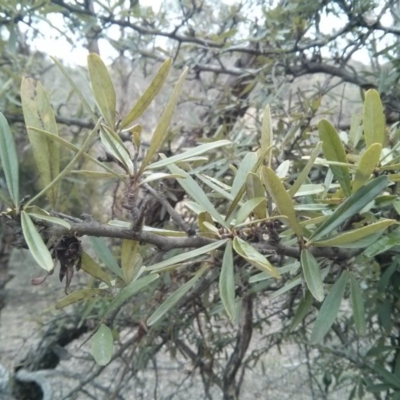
[19, 0, 395, 67]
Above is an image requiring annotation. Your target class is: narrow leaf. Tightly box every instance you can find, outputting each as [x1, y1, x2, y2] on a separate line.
[260, 105, 273, 164]
[310, 271, 349, 344]
[312, 219, 395, 247]
[318, 119, 351, 197]
[233, 236, 280, 278]
[91, 324, 113, 366]
[289, 142, 322, 197]
[81, 252, 112, 286]
[350, 272, 366, 336]
[0, 113, 19, 206]
[121, 58, 172, 129]
[55, 288, 106, 309]
[301, 249, 324, 302]
[146, 240, 227, 272]
[28, 213, 71, 229]
[263, 166, 303, 237]
[87, 54, 116, 128]
[364, 89, 386, 148]
[165, 162, 229, 228]
[139, 67, 188, 174]
[21, 77, 59, 207]
[21, 211, 54, 272]
[246, 172, 266, 219]
[231, 152, 258, 198]
[103, 274, 159, 318]
[290, 291, 314, 331]
[234, 197, 265, 226]
[148, 140, 231, 169]
[121, 239, 140, 284]
[90, 237, 123, 278]
[352, 143, 382, 192]
[309, 176, 388, 241]
[219, 241, 236, 320]
[147, 265, 207, 326]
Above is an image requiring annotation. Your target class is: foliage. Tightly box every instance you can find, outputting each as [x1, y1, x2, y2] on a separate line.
[2, 1, 400, 399]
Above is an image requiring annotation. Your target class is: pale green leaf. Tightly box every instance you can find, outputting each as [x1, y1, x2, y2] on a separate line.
[165, 162, 229, 228]
[364, 89, 386, 148]
[233, 236, 280, 278]
[261, 105, 273, 165]
[301, 249, 324, 302]
[21, 211, 54, 272]
[87, 54, 116, 128]
[289, 141, 322, 197]
[28, 213, 71, 229]
[231, 152, 258, 198]
[219, 241, 236, 320]
[311, 219, 395, 247]
[146, 240, 227, 272]
[81, 252, 112, 287]
[318, 119, 351, 197]
[0, 113, 19, 206]
[352, 143, 382, 192]
[91, 324, 113, 366]
[121, 239, 141, 284]
[290, 291, 314, 331]
[310, 270, 349, 344]
[139, 67, 188, 174]
[246, 172, 266, 219]
[234, 197, 265, 226]
[350, 272, 366, 336]
[121, 58, 172, 129]
[263, 166, 303, 237]
[148, 140, 231, 169]
[21, 77, 59, 207]
[55, 288, 106, 309]
[103, 274, 159, 318]
[309, 176, 389, 241]
[90, 237, 123, 278]
[147, 265, 207, 326]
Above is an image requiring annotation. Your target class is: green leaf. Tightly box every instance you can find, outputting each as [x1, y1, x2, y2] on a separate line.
[270, 277, 302, 299]
[27, 213, 71, 229]
[352, 143, 382, 192]
[139, 67, 188, 174]
[140, 172, 185, 185]
[196, 173, 235, 202]
[263, 166, 303, 237]
[309, 176, 389, 241]
[288, 142, 322, 198]
[246, 172, 266, 219]
[231, 152, 258, 198]
[21, 211, 54, 272]
[372, 364, 400, 390]
[81, 252, 112, 287]
[100, 125, 134, 175]
[233, 236, 280, 278]
[260, 105, 273, 165]
[290, 291, 314, 331]
[0, 113, 19, 206]
[146, 240, 228, 272]
[219, 241, 236, 320]
[121, 239, 141, 284]
[318, 119, 351, 197]
[91, 324, 113, 366]
[87, 54, 116, 128]
[26, 126, 121, 179]
[121, 58, 172, 129]
[147, 140, 231, 169]
[350, 272, 366, 336]
[165, 162, 229, 228]
[90, 237, 123, 279]
[55, 288, 106, 309]
[234, 197, 265, 226]
[312, 219, 395, 247]
[310, 270, 349, 344]
[103, 274, 159, 318]
[24, 120, 101, 207]
[21, 77, 60, 207]
[147, 265, 208, 326]
[301, 249, 324, 302]
[364, 89, 386, 148]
